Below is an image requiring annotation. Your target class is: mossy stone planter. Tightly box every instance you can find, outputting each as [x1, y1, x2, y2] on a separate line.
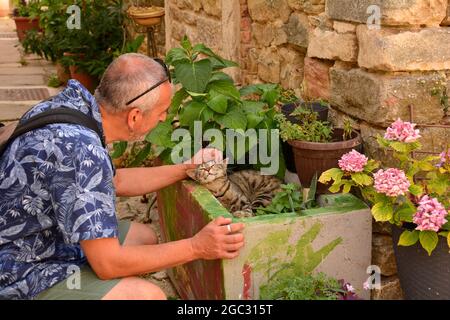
[156, 180, 372, 300]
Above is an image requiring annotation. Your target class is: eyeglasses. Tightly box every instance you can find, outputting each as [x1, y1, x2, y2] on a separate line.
[125, 58, 172, 106]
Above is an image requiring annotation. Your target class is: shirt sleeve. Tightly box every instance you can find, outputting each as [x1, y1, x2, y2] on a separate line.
[51, 132, 118, 244]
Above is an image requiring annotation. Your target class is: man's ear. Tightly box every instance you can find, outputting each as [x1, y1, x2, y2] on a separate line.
[186, 169, 197, 180]
[127, 107, 142, 130]
[221, 158, 229, 166]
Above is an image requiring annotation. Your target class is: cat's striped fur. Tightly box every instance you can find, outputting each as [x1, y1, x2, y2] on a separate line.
[186, 160, 282, 218]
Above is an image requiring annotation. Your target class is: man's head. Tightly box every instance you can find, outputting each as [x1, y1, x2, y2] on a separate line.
[95, 53, 172, 142]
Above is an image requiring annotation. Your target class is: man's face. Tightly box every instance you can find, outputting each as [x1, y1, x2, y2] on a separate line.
[129, 81, 173, 140]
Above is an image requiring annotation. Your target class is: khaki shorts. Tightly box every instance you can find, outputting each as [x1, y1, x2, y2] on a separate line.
[35, 220, 131, 300]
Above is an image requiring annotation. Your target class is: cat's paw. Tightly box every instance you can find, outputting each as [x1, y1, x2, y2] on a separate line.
[232, 210, 254, 218]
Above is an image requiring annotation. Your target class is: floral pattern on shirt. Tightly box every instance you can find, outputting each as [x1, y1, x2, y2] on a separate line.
[0, 80, 118, 299]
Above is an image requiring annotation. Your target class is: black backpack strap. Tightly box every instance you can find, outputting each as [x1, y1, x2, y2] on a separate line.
[0, 108, 106, 157]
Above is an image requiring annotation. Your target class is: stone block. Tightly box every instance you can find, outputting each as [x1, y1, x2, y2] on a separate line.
[326, 0, 447, 27]
[257, 47, 281, 83]
[372, 276, 404, 300]
[288, 0, 325, 14]
[357, 25, 450, 72]
[279, 47, 305, 89]
[201, 0, 222, 17]
[284, 12, 311, 49]
[372, 234, 398, 277]
[441, 0, 450, 25]
[333, 21, 357, 33]
[330, 68, 446, 126]
[308, 12, 333, 29]
[307, 28, 358, 62]
[302, 57, 333, 101]
[248, 0, 291, 23]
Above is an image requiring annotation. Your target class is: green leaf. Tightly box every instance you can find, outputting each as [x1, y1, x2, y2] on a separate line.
[145, 121, 175, 148]
[216, 108, 247, 130]
[408, 184, 423, 196]
[168, 88, 189, 117]
[396, 204, 415, 223]
[207, 93, 228, 114]
[419, 231, 439, 256]
[364, 159, 380, 173]
[207, 56, 239, 70]
[186, 91, 208, 97]
[239, 84, 261, 97]
[128, 143, 152, 167]
[242, 100, 266, 114]
[390, 142, 409, 153]
[175, 59, 212, 93]
[246, 113, 264, 129]
[372, 200, 394, 222]
[351, 172, 373, 186]
[209, 71, 234, 83]
[418, 160, 436, 171]
[427, 174, 449, 195]
[447, 233, 450, 250]
[398, 230, 419, 247]
[342, 182, 353, 193]
[179, 101, 209, 128]
[110, 141, 127, 159]
[181, 35, 192, 51]
[319, 168, 343, 184]
[207, 80, 241, 101]
[166, 48, 189, 66]
[328, 182, 343, 193]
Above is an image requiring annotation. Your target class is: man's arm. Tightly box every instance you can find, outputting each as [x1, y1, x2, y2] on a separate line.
[113, 147, 222, 197]
[80, 217, 245, 280]
[113, 164, 194, 197]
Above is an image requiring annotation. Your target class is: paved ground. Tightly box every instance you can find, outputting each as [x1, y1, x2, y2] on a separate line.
[0, 17, 179, 299]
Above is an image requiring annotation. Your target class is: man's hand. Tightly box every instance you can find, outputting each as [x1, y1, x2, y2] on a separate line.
[184, 148, 223, 166]
[190, 216, 245, 260]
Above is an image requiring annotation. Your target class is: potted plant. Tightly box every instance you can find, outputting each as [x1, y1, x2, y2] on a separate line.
[320, 119, 450, 299]
[127, 3, 165, 27]
[146, 36, 286, 178]
[13, 0, 42, 42]
[55, 0, 144, 92]
[276, 109, 361, 193]
[279, 97, 330, 174]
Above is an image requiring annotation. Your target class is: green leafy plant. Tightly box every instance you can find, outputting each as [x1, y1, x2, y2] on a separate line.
[263, 272, 346, 300]
[275, 109, 333, 143]
[14, 0, 42, 18]
[256, 174, 318, 215]
[320, 119, 450, 255]
[47, 73, 62, 88]
[343, 119, 353, 141]
[146, 36, 285, 177]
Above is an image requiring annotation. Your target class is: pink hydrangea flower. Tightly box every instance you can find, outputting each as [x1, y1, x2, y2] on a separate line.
[438, 148, 450, 167]
[413, 195, 448, 232]
[338, 150, 368, 173]
[373, 168, 410, 197]
[384, 119, 421, 143]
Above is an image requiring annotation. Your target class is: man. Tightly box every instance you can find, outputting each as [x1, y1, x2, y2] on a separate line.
[0, 53, 245, 300]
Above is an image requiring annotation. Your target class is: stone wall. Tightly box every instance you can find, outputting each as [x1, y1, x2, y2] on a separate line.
[164, 0, 450, 300]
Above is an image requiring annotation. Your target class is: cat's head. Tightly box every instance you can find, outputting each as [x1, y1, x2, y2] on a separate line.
[186, 159, 229, 184]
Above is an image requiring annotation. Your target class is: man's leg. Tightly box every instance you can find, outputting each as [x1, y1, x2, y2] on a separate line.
[122, 221, 158, 246]
[101, 221, 165, 300]
[35, 220, 165, 300]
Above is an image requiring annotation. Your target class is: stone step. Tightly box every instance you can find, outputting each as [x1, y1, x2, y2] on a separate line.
[0, 66, 46, 75]
[0, 74, 46, 86]
[0, 102, 35, 121]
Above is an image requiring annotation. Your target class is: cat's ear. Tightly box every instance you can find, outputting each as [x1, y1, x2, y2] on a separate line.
[186, 169, 197, 180]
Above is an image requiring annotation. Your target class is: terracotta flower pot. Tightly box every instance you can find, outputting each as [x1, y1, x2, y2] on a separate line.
[288, 129, 362, 194]
[63, 52, 98, 92]
[281, 102, 330, 173]
[13, 17, 40, 42]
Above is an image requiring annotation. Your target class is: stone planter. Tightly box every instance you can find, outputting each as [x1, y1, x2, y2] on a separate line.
[156, 180, 372, 300]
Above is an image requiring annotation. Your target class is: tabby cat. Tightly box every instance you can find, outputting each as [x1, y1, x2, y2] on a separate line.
[186, 159, 282, 218]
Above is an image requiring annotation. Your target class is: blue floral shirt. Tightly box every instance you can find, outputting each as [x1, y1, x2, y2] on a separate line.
[0, 80, 118, 300]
